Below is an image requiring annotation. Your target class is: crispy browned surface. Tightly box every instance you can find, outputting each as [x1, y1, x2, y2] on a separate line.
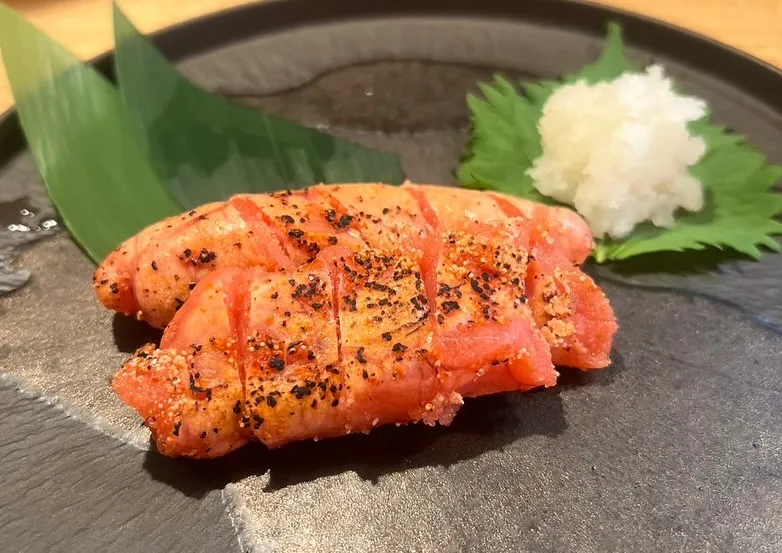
[94, 184, 592, 329]
[112, 269, 249, 458]
[109, 185, 617, 457]
[113, 230, 588, 457]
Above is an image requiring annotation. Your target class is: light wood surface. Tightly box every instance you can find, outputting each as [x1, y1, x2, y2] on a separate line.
[1, 0, 780, 115]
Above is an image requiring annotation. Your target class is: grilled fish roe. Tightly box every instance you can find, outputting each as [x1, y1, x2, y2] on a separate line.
[109, 184, 617, 458]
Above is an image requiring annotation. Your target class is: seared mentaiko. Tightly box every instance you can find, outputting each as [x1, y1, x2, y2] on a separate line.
[113, 214, 616, 458]
[94, 183, 592, 327]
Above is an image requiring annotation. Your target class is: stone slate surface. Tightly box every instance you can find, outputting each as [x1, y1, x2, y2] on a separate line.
[0, 382, 237, 553]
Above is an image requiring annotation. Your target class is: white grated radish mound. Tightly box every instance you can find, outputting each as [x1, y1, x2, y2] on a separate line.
[528, 65, 708, 239]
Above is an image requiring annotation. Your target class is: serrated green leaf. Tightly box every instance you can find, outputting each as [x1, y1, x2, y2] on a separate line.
[520, 81, 559, 105]
[577, 22, 635, 83]
[459, 75, 552, 203]
[112, 5, 404, 209]
[592, 140, 782, 261]
[458, 21, 782, 264]
[689, 118, 745, 150]
[0, 5, 181, 263]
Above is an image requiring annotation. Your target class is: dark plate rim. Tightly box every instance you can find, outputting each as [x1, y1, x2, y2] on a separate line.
[1, 0, 780, 170]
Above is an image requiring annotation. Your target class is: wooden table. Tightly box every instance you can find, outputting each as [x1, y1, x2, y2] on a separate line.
[1, 0, 780, 114]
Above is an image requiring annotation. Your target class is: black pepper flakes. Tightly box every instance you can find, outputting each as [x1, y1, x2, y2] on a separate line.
[269, 357, 285, 371]
[343, 295, 357, 312]
[381, 332, 392, 341]
[150, 261, 158, 271]
[110, 282, 120, 294]
[188, 374, 212, 398]
[356, 347, 368, 364]
[336, 214, 353, 229]
[288, 229, 305, 239]
[291, 384, 312, 399]
[292, 279, 321, 299]
[198, 249, 217, 264]
[392, 343, 408, 354]
[441, 300, 460, 314]
[365, 281, 393, 294]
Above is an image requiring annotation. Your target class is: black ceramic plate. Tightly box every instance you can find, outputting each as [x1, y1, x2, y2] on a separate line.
[1, 1, 780, 552]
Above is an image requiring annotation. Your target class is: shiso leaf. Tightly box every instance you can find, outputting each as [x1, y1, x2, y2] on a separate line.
[459, 78, 549, 203]
[593, 141, 782, 262]
[457, 23, 632, 200]
[112, 5, 404, 209]
[458, 22, 782, 263]
[0, 5, 181, 263]
[577, 22, 636, 83]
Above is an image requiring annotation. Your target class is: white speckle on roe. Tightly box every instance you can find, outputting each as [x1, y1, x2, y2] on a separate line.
[528, 65, 707, 239]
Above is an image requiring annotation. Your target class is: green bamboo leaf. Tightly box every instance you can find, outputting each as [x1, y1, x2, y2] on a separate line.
[0, 5, 181, 263]
[112, 5, 404, 209]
